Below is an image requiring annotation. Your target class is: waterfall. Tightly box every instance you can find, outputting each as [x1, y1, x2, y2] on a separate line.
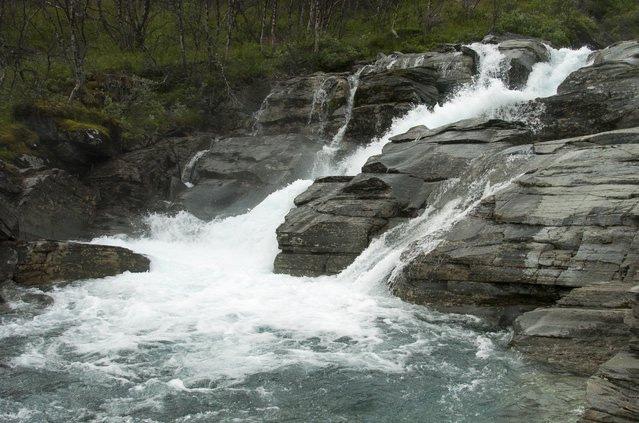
[251, 91, 274, 135]
[181, 148, 209, 188]
[307, 75, 332, 134]
[311, 66, 365, 177]
[0, 42, 593, 422]
[336, 43, 591, 175]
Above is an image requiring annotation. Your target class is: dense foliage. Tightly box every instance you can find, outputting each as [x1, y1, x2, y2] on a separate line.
[0, 0, 637, 156]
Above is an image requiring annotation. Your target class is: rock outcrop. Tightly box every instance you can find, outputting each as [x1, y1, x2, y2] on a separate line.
[0, 160, 98, 241]
[274, 118, 533, 276]
[482, 34, 551, 88]
[86, 134, 210, 232]
[536, 40, 639, 140]
[255, 46, 478, 144]
[2, 240, 150, 287]
[176, 133, 323, 219]
[254, 73, 350, 138]
[345, 46, 478, 143]
[13, 101, 121, 174]
[391, 127, 639, 371]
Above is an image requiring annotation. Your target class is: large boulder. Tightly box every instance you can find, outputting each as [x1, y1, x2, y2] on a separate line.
[482, 34, 551, 88]
[13, 101, 122, 174]
[590, 40, 639, 65]
[176, 133, 323, 219]
[274, 119, 532, 276]
[3, 240, 149, 287]
[497, 39, 550, 88]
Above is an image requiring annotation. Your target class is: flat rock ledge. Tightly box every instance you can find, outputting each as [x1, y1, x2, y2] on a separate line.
[1, 240, 150, 287]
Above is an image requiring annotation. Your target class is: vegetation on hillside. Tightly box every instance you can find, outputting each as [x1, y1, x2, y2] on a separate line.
[0, 0, 637, 159]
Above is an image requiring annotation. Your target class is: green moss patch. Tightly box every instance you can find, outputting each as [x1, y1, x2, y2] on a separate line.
[0, 124, 38, 161]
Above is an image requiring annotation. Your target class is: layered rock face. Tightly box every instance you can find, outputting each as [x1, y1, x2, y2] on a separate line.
[255, 45, 484, 145]
[0, 161, 97, 241]
[344, 46, 479, 143]
[254, 73, 350, 137]
[581, 286, 639, 422]
[394, 128, 639, 364]
[274, 118, 533, 276]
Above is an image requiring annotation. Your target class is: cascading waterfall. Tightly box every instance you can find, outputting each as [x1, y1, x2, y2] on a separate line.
[307, 75, 332, 132]
[251, 91, 274, 136]
[336, 43, 592, 175]
[311, 66, 365, 177]
[0, 43, 593, 423]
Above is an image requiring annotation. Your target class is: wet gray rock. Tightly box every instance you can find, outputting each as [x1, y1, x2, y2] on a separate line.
[362, 118, 531, 181]
[590, 40, 639, 65]
[274, 118, 532, 276]
[497, 39, 550, 88]
[18, 169, 98, 241]
[255, 73, 350, 138]
[536, 53, 639, 140]
[580, 284, 639, 422]
[346, 48, 478, 143]
[87, 134, 210, 232]
[176, 133, 323, 219]
[393, 128, 639, 372]
[0, 160, 98, 241]
[3, 240, 149, 287]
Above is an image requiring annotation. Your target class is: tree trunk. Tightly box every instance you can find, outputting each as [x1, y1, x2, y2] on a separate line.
[313, 0, 320, 53]
[270, 0, 277, 46]
[225, 0, 236, 56]
[259, 0, 268, 50]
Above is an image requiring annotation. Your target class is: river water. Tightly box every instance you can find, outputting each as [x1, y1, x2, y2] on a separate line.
[1, 43, 593, 422]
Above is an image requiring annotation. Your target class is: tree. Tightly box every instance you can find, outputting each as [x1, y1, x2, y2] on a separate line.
[47, 0, 91, 102]
[96, 0, 153, 50]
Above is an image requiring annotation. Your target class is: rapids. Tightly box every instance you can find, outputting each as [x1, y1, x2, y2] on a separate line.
[1, 43, 592, 422]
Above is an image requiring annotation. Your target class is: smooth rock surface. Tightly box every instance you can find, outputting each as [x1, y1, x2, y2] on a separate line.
[176, 133, 323, 219]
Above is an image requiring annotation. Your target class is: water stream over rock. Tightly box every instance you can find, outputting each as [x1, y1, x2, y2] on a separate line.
[0, 42, 594, 422]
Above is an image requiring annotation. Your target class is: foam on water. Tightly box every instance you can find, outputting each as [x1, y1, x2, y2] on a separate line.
[0, 42, 592, 422]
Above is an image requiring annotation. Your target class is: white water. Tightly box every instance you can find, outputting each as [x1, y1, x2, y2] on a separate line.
[0, 43, 592, 422]
[337, 43, 591, 175]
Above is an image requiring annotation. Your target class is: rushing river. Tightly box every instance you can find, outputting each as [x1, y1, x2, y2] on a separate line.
[1, 43, 592, 422]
